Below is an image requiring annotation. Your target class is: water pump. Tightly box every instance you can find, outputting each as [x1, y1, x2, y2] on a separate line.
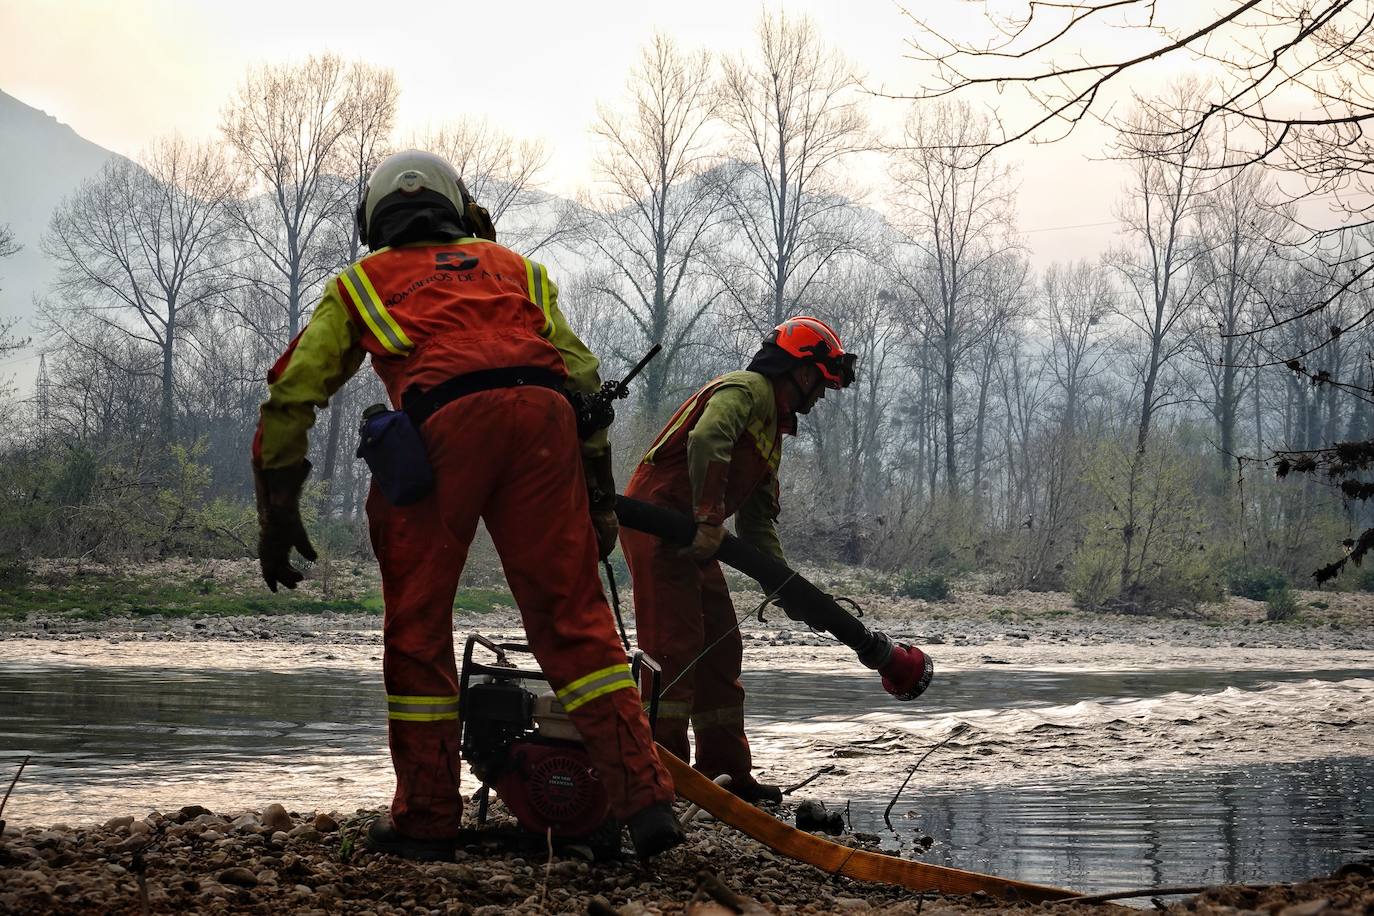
[458, 634, 661, 850]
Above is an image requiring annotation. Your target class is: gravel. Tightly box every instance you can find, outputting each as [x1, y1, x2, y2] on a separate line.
[3, 803, 1369, 914]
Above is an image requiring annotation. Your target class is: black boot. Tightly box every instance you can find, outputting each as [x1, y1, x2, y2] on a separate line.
[364, 816, 456, 862]
[726, 774, 783, 806]
[626, 803, 685, 859]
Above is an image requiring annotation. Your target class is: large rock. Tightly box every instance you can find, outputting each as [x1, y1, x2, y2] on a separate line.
[261, 804, 292, 832]
[217, 867, 259, 888]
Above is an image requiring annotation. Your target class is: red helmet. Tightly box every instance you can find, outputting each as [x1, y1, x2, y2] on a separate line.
[767, 316, 855, 389]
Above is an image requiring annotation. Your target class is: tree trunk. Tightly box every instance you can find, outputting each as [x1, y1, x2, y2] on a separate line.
[942, 334, 957, 497]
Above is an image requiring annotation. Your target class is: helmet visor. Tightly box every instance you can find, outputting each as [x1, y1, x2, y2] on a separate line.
[821, 352, 857, 389]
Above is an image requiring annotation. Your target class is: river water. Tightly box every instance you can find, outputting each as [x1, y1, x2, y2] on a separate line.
[1, 633, 1371, 894]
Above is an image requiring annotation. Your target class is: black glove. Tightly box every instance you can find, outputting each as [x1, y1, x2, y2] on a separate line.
[254, 461, 317, 592]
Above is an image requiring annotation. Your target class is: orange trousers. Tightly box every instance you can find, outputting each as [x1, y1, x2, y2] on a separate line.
[621, 523, 754, 784]
[366, 386, 674, 839]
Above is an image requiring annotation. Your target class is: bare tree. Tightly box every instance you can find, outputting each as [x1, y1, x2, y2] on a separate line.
[416, 118, 568, 255]
[888, 101, 1019, 498]
[784, 261, 901, 563]
[1042, 260, 1116, 437]
[0, 225, 17, 269]
[0, 225, 24, 361]
[968, 254, 1032, 511]
[900, 1, 1374, 179]
[335, 64, 399, 265]
[44, 137, 239, 443]
[318, 64, 398, 492]
[1187, 168, 1290, 476]
[1106, 88, 1212, 593]
[717, 10, 868, 332]
[221, 55, 364, 342]
[580, 34, 731, 420]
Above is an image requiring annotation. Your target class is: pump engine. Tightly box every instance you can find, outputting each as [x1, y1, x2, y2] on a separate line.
[458, 634, 661, 847]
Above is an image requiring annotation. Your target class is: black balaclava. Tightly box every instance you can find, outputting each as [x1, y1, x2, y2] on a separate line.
[367, 189, 468, 250]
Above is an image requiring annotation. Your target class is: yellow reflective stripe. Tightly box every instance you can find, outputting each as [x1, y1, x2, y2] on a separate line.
[340, 264, 412, 356]
[643, 390, 707, 465]
[746, 416, 780, 471]
[556, 663, 636, 713]
[387, 693, 459, 722]
[691, 705, 745, 729]
[386, 694, 459, 705]
[523, 258, 553, 335]
[354, 263, 414, 353]
[654, 699, 693, 720]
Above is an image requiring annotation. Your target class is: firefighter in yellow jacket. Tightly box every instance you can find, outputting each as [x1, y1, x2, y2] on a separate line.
[621, 318, 856, 803]
[252, 151, 682, 861]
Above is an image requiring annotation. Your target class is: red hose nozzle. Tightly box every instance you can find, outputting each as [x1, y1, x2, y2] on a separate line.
[880, 644, 934, 701]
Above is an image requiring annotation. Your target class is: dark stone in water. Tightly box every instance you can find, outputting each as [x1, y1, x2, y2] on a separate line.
[796, 799, 845, 835]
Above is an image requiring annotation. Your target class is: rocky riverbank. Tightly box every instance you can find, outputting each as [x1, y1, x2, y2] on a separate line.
[2, 800, 1370, 915]
[3, 560, 1372, 913]
[3, 556, 1372, 653]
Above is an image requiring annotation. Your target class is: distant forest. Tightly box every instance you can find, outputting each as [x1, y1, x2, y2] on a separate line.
[4, 6, 1374, 614]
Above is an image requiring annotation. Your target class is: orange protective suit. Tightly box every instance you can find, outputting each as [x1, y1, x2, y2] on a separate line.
[253, 239, 673, 839]
[621, 370, 791, 790]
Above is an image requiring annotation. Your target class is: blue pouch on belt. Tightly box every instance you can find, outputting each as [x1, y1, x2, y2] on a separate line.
[356, 404, 434, 505]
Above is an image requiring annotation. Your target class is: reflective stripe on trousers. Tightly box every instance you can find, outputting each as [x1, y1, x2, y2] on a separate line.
[691, 705, 745, 730]
[387, 693, 460, 722]
[555, 664, 636, 713]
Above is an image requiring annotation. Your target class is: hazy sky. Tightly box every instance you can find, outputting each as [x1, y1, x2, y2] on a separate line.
[1, 0, 1150, 264]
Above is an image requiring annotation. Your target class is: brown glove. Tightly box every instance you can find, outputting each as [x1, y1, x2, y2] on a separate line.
[584, 449, 618, 559]
[591, 509, 619, 561]
[253, 461, 317, 592]
[680, 522, 726, 561]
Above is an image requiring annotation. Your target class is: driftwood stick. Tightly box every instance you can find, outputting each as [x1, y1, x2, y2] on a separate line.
[0, 755, 31, 819]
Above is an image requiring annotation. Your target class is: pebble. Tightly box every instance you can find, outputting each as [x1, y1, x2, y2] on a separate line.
[262, 803, 293, 831]
[312, 812, 339, 833]
[1279, 900, 1331, 916]
[105, 863, 126, 876]
[231, 813, 261, 832]
[218, 867, 259, 887]
[112, 834, 150, 853]
[433, 863, 477, 882]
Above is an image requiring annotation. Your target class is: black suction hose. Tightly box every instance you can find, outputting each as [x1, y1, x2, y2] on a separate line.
[614, 495, 895, 670]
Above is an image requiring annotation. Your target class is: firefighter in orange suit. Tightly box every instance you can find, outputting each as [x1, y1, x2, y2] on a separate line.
[251, 151, 683, 861]
[620, 318, 855, 804]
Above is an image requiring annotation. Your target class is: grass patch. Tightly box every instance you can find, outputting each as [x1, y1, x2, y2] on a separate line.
[0, 567, 515, 620]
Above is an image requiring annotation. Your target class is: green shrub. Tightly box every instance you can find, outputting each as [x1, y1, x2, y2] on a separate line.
[1227, 563, 1290, 601]
[1354, 565, 1374, 593]
[895, 572, 949, 601]
[1066, 543, 1119, 609]
[1066, 441, 1224, 614]
[1266, 586, 1299, 622]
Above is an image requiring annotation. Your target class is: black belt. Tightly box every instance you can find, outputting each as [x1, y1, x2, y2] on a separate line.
[402, 366, 564, 427]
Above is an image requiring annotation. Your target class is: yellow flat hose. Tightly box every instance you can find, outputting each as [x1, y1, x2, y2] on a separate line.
[658, 746, 1076, 903]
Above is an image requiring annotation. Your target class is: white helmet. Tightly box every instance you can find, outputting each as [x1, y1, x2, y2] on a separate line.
[356, 150, 494, 248]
